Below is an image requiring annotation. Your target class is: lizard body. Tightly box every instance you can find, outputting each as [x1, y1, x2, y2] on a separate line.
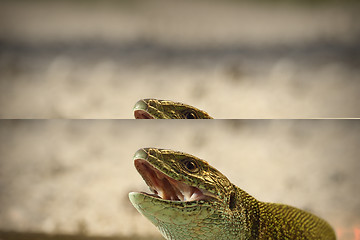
[129, 148, 336, 240]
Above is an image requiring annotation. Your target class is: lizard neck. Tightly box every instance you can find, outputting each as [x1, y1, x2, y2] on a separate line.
[228, 185, 260, 239]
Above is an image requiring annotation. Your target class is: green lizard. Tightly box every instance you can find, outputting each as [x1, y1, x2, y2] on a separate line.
[129, 148, 336, 240]
[133, 99, 213, 119]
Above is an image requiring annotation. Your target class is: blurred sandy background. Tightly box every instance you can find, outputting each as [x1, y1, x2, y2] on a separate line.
[0, 120, 359, 239]
[0, 0, 360, 118]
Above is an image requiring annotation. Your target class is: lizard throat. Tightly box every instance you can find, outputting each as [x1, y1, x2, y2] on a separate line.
[134, 159, 211, 202]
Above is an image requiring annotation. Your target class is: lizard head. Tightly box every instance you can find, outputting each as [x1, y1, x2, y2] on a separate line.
[133, 99, 213, 119]
[129, 148, 237, 239]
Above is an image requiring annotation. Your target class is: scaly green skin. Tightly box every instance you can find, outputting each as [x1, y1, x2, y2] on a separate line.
[129, 148, 336, 240]
[133, 99, 213, 119]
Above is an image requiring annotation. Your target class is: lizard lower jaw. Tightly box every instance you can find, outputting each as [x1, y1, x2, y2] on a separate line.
[134, 159, 211, 202]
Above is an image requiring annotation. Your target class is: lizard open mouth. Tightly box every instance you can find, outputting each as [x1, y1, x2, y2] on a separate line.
[134, 110, 154, 119]
[134, 159, 212, 202]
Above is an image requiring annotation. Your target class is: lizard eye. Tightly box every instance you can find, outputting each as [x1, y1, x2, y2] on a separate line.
[185, 111, 197, 119]
[183, 159, 199, 173]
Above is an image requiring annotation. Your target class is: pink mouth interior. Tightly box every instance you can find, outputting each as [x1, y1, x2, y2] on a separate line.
[134, 159, 209, 201]
[134, 110, 154, 119]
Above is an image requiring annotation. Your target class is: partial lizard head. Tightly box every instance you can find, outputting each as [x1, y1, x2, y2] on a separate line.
[129, 148, 237, 239]
[133, 99, 213, 119]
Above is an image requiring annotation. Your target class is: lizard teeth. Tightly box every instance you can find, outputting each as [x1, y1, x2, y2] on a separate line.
[176, 181, 192, 201]
[157, 190, 166, 200]
[180, 189, 191, 201]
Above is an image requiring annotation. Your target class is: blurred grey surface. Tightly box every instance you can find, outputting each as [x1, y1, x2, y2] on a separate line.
[0, 120, 359, 239]
[0, 0, 360, 118]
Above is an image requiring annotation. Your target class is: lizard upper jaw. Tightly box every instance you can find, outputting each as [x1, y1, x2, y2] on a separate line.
[134, 159, 212, 202]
